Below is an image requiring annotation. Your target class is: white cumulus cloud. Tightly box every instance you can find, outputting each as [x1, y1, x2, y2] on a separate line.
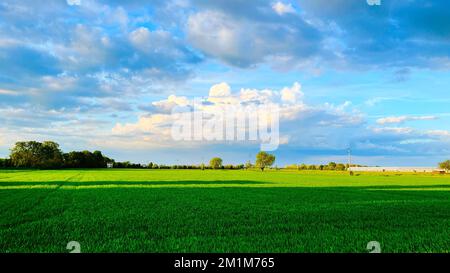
[272, 2, 296, 15]
[281, 82, 303, 103]
[209, 82, 232, 97]
[111, 82, 363, 149]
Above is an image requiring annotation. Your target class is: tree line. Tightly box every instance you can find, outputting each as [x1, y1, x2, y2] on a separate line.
[0, 141, 114, 169]
[0, 141, 276, 170]
[114, 161, 246, 170]
[1, 140, 449, 172]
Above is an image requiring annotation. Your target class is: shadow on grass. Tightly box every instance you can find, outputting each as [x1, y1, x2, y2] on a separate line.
[0, 180, 449, 193]
[0, 180, 273, 187]
[354, 185, 450, 190]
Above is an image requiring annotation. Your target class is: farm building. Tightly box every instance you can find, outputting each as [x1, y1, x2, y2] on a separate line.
[348, 167, 445, 173]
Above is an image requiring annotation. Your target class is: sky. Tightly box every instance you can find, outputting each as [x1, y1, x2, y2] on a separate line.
[1, 0, 450, 166]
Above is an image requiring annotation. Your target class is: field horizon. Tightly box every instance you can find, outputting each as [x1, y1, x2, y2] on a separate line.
[1, 169, 449, 253]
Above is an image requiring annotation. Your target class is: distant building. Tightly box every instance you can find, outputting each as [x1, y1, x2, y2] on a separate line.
[107, 163, 114, 168]
[348, 167, 445, 173]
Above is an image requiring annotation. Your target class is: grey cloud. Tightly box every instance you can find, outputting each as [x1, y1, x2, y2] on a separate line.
[0, 0, 202, 111]
[184, 0, 450, 70]
[186, 8, 321, 68]
[298, 0, 450, 69]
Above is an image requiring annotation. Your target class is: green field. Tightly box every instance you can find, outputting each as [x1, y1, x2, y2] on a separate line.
[0, 169, 449, 253]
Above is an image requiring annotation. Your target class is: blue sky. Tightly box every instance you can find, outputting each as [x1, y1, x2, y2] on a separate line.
[1, 0, 450, 166]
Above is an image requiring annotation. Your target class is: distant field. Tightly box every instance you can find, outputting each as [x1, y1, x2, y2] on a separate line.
[0, 169, 449, 253]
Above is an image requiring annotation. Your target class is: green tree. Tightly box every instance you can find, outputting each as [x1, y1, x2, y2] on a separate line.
[328, 162, 337, 170]
[10, 141, 41, 168]
[209, 157, 223, 169]
[10, 141, 63, 169]
[439, 160, 450, 172]
[255, 151, 276, 171]
[335, 163, 346, 171]
[40, 141, 64, 169]
[63, 150, 110, 168]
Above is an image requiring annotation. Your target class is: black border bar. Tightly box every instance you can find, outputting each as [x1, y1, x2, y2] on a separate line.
[1, 253, 447, 272]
